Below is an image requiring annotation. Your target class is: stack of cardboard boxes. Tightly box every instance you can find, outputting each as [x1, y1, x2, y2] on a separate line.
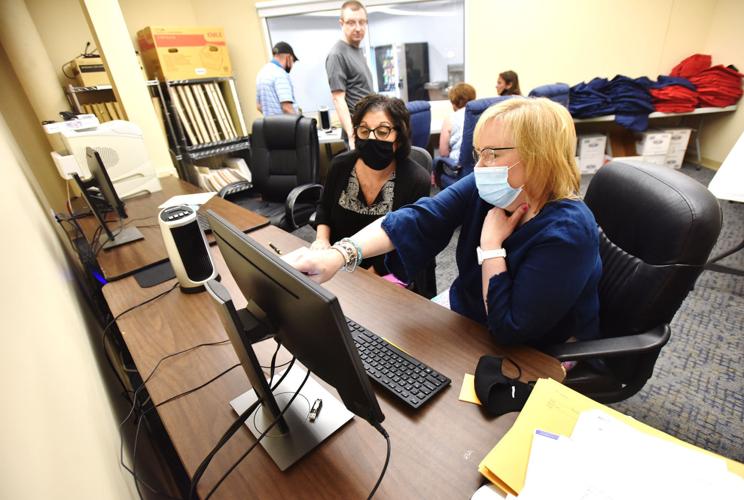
[661, 128, 693, 169]
[632, 127, 692, 169]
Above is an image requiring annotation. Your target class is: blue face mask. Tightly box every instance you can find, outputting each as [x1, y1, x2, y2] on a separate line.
[474, 162, 522, 208]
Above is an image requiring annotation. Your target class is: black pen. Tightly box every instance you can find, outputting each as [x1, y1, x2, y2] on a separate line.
[269, 242, 282, 255]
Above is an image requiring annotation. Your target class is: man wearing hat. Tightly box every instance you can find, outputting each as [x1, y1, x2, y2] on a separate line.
[256, 42, 298, 115]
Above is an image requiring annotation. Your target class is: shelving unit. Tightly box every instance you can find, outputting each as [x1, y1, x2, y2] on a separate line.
[158, 76, 250, 185]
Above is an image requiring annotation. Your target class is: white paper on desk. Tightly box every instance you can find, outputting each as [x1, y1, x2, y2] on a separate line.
[157, 192, 216, 209]
[569, 409, 733, 500]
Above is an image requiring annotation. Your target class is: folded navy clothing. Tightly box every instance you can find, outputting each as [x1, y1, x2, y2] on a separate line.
[651, 75, 696, 91]
[605, 75, 654, 131]
[570, 75, 654, 131]
[528, 83, 570, 107]
[569, 78, 615, 118]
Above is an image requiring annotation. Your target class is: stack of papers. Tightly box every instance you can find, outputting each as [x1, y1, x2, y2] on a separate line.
[479, 378, 744, 498]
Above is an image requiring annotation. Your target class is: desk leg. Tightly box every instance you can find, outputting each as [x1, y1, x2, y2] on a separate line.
[705, 237, 744, 276]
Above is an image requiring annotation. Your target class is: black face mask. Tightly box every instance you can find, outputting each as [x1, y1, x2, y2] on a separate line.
[284, 64, 291, 73]
[474, 355, 533, 416]
[356, 138, 395, 170]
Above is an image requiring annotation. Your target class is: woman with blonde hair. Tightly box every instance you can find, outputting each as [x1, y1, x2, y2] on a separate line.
[290, 98, 601, 348]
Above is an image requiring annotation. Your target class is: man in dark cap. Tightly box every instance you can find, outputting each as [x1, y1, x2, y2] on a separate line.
[256, 42, 299, 115]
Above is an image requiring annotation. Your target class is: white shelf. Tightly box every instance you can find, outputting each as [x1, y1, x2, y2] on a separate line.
[573, 105, 737, 123]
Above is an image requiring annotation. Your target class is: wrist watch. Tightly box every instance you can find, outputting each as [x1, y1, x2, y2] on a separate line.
[477, 246, 506, 265]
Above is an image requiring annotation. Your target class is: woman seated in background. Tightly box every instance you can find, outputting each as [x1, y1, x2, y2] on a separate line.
[497, 70, 521, 96]
[311, 94, 430, 278]
[293, 98, 601, 349]
[438, 82, 477, 161]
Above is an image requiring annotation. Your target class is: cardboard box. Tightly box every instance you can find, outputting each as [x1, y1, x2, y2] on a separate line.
[577, 155, 604, 174]
[577, 134, 607, 159]
[635, 131, 672, 156]
[137, 26, 232, 81]
[664, 151, 686, 169]
[614, 155, 666, 167]
[661, 127, 692, 148]
[72, 56, 110, 87]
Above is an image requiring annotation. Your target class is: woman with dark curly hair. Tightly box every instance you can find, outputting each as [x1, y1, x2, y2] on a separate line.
[312, 94, 430, 276]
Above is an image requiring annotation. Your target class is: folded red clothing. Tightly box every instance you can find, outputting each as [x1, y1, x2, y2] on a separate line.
[654, 103, 697, 112]
[671, 54, 712, 78]
[650, 86, 698, 112]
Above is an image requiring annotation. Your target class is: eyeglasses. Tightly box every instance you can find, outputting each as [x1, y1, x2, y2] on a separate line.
[355, 124, 396, 140]
[342, 19, 368, 28]
[472, 146, 515, 166]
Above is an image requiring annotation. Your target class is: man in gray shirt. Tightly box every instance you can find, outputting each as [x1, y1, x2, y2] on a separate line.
[326, 0, 373, 149]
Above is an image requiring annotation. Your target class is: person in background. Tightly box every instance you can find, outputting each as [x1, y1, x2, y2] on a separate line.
[439, 82, 477, 160]
[291, 98, 601, 349]
[311, 94, 430, 279]
[326, 0, 374, 150]
[497, 70, 521, 96]
[256, 42, 298, 116]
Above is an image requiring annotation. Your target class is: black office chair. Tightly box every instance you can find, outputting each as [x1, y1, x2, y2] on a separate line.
[409, 145, 433, 174]
[544, 161, 722, 403]
[221, 114, 322, 231]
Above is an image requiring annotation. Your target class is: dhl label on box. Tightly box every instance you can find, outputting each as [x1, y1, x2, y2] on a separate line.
[137, 26, 232, 81]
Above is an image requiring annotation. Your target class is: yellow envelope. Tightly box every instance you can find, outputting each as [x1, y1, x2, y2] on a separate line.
[479, 378, 744, 495]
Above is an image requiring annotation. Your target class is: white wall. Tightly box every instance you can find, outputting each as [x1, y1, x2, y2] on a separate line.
[0, 111, 135, 499]
[267, 13, 342, 113]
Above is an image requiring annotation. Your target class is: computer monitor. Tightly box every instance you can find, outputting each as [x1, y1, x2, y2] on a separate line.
[206, 210, 384, 470]
[72, 147, 144, 250]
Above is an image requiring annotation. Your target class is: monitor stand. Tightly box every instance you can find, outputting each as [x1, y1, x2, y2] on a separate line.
[204, 279, 353, 472]
[99, 226, 144, 250]
[230, 364, 353, 471]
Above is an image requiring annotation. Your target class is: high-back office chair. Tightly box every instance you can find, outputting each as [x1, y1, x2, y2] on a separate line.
[545, 161, 722, 403]
[434, 96, 513, 189]
[221, 114, 322, 231]
[528, 83, 570, 107]
[406, 101, 431, 149]
[409, 145, 432, 174]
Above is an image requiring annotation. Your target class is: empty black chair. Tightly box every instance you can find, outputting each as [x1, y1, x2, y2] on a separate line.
[223, 114, 322, 231]
[545, 161, 722, 403]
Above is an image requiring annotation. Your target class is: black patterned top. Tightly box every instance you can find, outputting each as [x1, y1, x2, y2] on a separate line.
[316, 150, 430, 274]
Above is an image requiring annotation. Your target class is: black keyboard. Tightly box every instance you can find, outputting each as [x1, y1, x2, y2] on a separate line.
[196, 211, 211, 233]
[346, 318, 450, 409]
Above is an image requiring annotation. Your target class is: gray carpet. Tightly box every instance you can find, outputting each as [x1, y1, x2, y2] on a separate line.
[294, 163, 743, 461]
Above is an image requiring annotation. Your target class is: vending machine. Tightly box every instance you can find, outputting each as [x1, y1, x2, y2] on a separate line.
[373, 42, 430, 102]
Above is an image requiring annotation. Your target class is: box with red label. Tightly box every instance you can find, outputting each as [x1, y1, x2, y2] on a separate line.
[137, 26, 232, 81]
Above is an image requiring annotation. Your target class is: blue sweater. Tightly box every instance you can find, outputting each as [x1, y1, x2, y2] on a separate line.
[381, 174, 601, 349]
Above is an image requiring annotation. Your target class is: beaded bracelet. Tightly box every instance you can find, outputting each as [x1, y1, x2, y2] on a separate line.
[331, 238, 362, 272]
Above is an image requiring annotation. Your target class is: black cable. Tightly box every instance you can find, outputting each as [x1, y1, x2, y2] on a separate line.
[188, 356, 297, 500]
[268, 341, 281, 381]
[203, 369, 312, 500]
[154, 363, 240, 408]
[367, 423, 391, 500]
[61, 60, 76, 80]
[102, 282, 179, 405]
[119, 338, 231, 499]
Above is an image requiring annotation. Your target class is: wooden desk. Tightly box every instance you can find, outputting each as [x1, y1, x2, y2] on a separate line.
[78, 176, 269, 280]
[103, 224, 564, 499]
